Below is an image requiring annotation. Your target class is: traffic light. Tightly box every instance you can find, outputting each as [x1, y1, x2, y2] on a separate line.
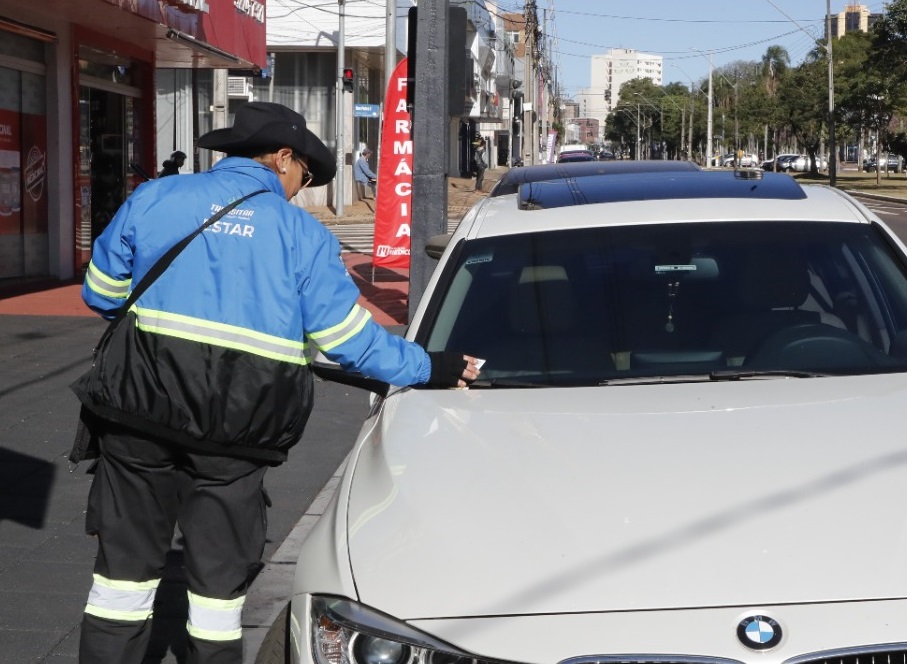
[342, 68, 354, 93]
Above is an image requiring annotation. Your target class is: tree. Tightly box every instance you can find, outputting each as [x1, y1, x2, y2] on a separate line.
[761, 46, 790, 96]
[777, 59, 828, 174]
[864, 0, 907, 182]
[833, 32, 873, 167]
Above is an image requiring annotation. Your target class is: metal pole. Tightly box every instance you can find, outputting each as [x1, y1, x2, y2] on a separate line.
[336, 0, 346, 217]
[706, 52, 713, 167]
[385, 0, 396, 95]
[827, 0, 837, 186]
[524, 2, 536, 165]
[409, 0, 449, 321]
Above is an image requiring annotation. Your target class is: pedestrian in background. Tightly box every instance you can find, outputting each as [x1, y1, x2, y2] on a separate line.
[157, 150, 187, 177]
[75, 102, 481, 664]
[354, 147, 377, 199]
[473, 137, 488, 192]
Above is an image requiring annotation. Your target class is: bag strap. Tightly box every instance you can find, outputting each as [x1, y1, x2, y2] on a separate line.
[110, 188, 267, 326]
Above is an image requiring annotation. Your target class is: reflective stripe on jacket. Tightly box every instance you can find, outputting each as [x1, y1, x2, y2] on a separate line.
[82, 158, 430, 460]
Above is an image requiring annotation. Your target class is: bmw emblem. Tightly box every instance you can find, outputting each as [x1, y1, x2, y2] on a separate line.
[737, 614, 782, 650]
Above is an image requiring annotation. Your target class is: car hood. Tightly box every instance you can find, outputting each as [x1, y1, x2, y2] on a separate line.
[346, 375, 907, 620]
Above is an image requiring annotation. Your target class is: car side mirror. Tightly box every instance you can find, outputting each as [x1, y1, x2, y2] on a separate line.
[426, 233, 451, 260]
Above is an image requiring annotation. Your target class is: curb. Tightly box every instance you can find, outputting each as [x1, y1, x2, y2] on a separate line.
[840, 189, 907, 204]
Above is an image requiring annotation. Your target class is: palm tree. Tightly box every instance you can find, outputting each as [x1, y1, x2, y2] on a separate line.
[761, 46, 791, 96]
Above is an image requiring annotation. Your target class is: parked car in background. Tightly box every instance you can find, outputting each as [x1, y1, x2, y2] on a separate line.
[738, 153, 758, 167]
[776, 153, 807, 172]
[556, 150, 597, 163]
[262, 167, 907, 664]
[721, 152, 758, 168]
[864, 153, 904, 173]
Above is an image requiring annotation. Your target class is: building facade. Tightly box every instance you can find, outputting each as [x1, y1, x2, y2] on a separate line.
[575, 47, 662, 145]
[829, 3, 881, 39]
[0, 0, 265, 286]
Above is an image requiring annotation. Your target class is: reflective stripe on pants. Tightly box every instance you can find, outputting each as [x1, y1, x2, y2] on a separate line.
[187, 591, 245, 641]
[84, 574, 159, 622]
[79, 422, 269, 664]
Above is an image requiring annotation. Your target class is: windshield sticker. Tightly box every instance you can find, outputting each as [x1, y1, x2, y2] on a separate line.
[655, 264, 697, 274]
[466, 253, 494, 265]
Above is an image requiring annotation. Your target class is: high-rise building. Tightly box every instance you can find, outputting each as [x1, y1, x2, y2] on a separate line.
[574, 48, 662, 143]
[828, 4, 881, 39]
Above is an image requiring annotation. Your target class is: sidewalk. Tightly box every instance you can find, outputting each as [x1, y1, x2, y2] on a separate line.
[0, 169, 505, 324]
[307, 170, 496, 226]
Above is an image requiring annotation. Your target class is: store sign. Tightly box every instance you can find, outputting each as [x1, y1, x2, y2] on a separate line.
[234, 0, 265, 23]
[373, 59, 412, 270]
[165, 0, 209, 12]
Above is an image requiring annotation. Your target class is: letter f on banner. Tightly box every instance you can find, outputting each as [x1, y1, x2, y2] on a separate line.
[373, 57, 413, 270]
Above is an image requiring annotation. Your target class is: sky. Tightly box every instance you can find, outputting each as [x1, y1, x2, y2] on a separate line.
[496, 0, 891, 99]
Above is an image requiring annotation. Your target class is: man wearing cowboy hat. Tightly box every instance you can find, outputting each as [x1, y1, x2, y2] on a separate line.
[76, 102, 481, 663]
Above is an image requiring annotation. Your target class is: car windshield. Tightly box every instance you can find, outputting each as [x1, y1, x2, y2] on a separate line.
[421, 221, 907, 386]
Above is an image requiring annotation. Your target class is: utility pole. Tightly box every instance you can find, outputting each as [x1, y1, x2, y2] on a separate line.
[690, 48, 713, 166]
[408, 0, 449, 320]
[540, 8, 548, 160]
[336, 0, 346, 217]
[523, 1, 537, 165]
[385, 0, 396, 96]
[689, 82, 694, 162]
[827, 0, 837, 186]
[706, 52, 713, 167]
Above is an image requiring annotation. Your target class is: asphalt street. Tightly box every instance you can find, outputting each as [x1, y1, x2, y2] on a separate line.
[0, 311, 371, 662]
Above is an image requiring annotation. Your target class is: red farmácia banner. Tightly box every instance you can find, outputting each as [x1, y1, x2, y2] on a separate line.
[372, 58, 412, 269]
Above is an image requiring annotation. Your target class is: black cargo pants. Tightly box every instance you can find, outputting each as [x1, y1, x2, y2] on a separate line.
[78, 422, 269, 664]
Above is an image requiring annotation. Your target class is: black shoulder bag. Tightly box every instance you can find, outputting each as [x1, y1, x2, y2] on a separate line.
[69, 189, 267, 467]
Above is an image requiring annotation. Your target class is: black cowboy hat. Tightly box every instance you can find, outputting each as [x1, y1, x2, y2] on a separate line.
[198, 102, 336, 187]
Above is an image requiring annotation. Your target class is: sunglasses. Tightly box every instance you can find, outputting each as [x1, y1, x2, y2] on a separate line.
[292, 151, 314, 188]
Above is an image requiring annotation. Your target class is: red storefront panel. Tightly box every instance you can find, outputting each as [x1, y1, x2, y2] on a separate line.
[202, 0, 266, 69]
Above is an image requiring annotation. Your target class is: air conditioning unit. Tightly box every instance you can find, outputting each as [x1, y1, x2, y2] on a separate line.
[227, 76, 252, 100]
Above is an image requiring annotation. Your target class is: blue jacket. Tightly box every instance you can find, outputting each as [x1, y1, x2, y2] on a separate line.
[82, 158, 430, 461]
[354, 156, 377, 183]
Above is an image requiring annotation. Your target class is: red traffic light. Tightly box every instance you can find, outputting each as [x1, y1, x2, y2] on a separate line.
[342, 68, 354, 93]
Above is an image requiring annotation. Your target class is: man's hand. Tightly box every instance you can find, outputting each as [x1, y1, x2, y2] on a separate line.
[427, 352, 482, 388]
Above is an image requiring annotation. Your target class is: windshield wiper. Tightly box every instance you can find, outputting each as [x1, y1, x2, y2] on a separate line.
[468, 378, 547, 388]
[709, 368, 827, 380]
[598, 375, 713, 385]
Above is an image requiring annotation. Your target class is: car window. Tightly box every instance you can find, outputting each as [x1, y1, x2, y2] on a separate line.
[421, 221, 907, 386]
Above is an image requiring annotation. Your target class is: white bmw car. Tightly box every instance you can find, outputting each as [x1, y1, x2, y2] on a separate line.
[261, 169, 907, 664]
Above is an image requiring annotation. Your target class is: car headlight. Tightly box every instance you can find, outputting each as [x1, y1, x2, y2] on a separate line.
[311, 596, 513, 664]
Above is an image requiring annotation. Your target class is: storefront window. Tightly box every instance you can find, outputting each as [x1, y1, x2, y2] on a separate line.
[0, 60, 48, 280]
[0, 31, 44, 63]
[78, 45, 133, 86]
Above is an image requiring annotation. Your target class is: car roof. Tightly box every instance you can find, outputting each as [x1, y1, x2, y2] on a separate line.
[457, 171, 876, 241]
[489, 160, 702, 196]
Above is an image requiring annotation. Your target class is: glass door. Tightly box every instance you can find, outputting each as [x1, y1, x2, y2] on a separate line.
[76, 45, 143, 271]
